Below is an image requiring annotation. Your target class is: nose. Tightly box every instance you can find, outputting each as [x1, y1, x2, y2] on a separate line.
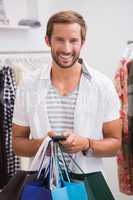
[63, 41, 72, 53]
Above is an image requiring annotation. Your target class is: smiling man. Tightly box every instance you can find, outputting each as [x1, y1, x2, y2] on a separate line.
[46, 23, 82, 69]
[12, 10, 121, 175]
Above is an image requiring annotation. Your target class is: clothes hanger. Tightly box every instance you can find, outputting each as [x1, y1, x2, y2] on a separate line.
[0, 58, 6, 70]
[122, 41, 133, 59]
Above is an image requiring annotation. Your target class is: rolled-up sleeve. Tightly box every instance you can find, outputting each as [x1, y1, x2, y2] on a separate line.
[13, 82, 29, 126]
[103, 80, 121, 122]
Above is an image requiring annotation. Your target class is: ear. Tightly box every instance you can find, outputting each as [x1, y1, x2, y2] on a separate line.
[81, 40, 85, 47]
[45, 36, 51, 47]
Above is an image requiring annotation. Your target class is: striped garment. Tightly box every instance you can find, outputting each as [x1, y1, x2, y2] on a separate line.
[46, 83, 79, 167]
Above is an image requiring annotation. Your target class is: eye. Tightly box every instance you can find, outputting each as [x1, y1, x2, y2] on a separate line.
[55, 37, 64, 42]
[70, 38, 80, 44]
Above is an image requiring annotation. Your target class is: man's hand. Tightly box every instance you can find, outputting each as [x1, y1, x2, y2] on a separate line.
[59, 130, 89, 153]
[48, 131, 57, 138]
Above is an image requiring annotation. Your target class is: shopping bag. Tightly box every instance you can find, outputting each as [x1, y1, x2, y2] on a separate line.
[57, 143, 115, 200]
[70, 171, 115, 200]
[52, 180, 88, 200]
[0, 170, 33, 200]
[20, 175, 51, 200]
[0, 137, 51, 200]
[51, 143, 88, 200]
[20, 167, 52, 200]
[0, 169, 46, 200]
[20, 139, 52, 200]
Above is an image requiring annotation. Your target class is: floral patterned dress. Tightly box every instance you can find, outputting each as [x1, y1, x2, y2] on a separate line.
[114, 59, 133, 195]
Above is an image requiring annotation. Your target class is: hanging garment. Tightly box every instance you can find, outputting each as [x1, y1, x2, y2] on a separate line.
[0, 66, 20, 189]
[0, 70, 8, 188]
[114, 59, 133, 195]
[127, 61, 133, 154]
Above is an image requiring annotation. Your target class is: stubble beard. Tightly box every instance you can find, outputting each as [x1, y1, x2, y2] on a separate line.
[51, 50, 80, 69]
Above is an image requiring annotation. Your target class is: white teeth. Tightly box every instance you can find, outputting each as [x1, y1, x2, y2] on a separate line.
[59, 55, 71, 59]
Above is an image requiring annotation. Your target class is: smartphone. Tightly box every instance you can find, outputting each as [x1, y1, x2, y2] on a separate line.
[51, 135, 67, 142]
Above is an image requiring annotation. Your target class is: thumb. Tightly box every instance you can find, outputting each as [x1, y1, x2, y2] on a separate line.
[62, 129, 71, 137]
[48, 131, 57, 138]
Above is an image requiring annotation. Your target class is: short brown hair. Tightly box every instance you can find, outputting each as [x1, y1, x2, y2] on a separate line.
[46, 10, 87, 43]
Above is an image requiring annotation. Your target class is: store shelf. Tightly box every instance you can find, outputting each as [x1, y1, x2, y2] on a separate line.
[0, 25, 30, 30]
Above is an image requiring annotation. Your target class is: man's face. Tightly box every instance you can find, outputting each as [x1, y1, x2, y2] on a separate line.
[47, 23, 83, 69]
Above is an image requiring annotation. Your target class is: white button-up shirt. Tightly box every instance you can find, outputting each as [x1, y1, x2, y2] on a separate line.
[13, 59, 120, 173]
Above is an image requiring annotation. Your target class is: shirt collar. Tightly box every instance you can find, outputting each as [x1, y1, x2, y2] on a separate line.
[79, 58, 92, 80]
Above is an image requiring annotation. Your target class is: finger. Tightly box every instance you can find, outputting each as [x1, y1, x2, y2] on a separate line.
[61, 146, 71, 153]
[59, 136, 72, 146]
[62, 130, 71, 137]
[59, 139, 69, 145]
[66, 135, 75, 144]
[61, 147, 76, 154]
[48, 131, 56, 138]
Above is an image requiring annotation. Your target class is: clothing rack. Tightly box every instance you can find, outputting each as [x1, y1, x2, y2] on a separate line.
[0, 50, 51, 71]
[0, 50, 50, 54]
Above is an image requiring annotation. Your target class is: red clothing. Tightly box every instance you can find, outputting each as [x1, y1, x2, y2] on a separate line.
[114, 59, 133, 195]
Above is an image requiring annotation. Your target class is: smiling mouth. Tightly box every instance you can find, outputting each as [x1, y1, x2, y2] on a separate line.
[59, 54, 73, 62]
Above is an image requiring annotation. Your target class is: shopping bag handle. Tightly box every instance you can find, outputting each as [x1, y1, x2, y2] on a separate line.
[38, 141, 56, 190]
[30, 136, 51, 171]
[58, 143, 85, 174]
[55, 143, 71, 184]
[37, 139, 52, 179]
[29, 136, 53, 187]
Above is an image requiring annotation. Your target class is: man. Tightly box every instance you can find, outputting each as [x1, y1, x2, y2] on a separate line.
[12, 10, 121, 173]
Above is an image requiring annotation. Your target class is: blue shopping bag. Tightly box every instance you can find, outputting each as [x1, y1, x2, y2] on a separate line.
[51, 143, 88, 200]
[52, 180, 88, 200]
[20, 140, 53, 200]
[21, 181, 51, 200]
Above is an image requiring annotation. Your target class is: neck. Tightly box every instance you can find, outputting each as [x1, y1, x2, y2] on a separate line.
[51, 61, 82, 83]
